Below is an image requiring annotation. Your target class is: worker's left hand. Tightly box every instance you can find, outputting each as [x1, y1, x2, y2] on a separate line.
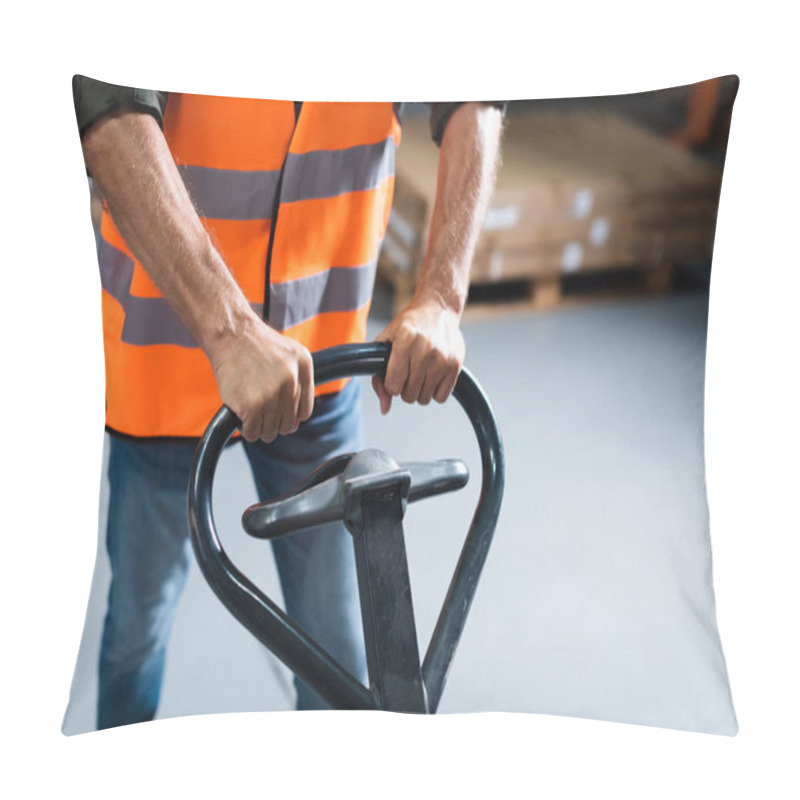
[372, 297, 465, 415]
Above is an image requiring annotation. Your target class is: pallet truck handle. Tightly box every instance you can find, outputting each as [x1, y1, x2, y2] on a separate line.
[188, 341, 505, 712]
[240, 454, 469, 541]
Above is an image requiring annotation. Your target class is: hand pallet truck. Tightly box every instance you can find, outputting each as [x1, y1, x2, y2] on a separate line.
[188, 342, 504, 713]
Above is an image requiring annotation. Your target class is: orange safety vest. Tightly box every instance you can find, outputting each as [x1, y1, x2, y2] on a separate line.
[97, 95, 402, 438]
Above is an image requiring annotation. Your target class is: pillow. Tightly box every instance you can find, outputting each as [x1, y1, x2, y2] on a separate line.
[62, 76, 738, 736]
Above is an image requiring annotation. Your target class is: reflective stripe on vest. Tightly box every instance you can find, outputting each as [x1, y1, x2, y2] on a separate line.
[97, 97, 401, 438]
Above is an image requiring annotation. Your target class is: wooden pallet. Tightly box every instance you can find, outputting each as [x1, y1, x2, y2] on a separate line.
[377, 259, 678, 320]
[469, 263, 677, 319]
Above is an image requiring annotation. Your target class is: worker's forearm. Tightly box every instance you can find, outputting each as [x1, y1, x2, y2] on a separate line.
[415, 103, 503, 315]
[372, 104, 502, 413]
[81, 110, 257, 362]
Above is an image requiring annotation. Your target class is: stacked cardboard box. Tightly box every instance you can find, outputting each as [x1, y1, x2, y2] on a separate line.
[380, 109, 723, 310]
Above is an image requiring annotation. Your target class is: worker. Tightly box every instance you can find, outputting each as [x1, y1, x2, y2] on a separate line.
[68, 76, 504, 729]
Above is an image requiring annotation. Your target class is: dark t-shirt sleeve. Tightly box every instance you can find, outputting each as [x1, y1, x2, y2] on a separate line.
[428, 101, 507, 147]
[71, 78, 503, 149]
[72, 74, 168, 138]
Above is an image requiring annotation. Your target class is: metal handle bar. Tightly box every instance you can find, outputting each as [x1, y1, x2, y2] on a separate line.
[188, 341, 505, 712]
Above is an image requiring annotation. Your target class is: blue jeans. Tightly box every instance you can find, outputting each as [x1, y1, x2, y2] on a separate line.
[97, 380, 366, 729]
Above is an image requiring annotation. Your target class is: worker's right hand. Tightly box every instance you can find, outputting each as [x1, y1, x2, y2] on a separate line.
[208, 317, 315, 443]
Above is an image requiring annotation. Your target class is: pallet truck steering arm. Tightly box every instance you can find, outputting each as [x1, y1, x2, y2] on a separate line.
[188, 341, 504, 713]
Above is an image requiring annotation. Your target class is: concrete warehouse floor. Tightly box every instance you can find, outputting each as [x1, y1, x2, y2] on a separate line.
[62, 284, 722, 734]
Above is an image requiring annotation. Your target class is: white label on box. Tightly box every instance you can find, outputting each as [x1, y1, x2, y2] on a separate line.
[589, 217, 610, 247]
[484, 205, 522, 231]
[381, 236, 413, 273]
[562, 242, 583, 272]
[388, 209, 419, 248]
[571, 188, 594, 219]
[489, 251, 504, 281]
